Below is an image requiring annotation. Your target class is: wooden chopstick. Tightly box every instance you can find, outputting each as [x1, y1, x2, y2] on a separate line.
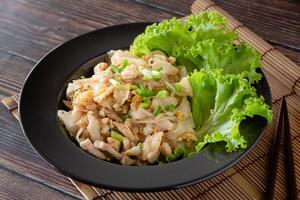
[282, 98, 297, 199]
[265, 97, 285, 200]
[265, 97, 297, 199]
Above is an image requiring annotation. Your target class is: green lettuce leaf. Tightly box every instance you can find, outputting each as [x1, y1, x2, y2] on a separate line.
[189, 70, 272, 152]
[190, 40, 261, 82]
[130, 18, 192, 56]
[130, 11, 261, 83]
[130, 11, 237, 57]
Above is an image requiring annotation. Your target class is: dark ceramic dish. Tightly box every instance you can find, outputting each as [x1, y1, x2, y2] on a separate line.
[19, 22, 272, 192]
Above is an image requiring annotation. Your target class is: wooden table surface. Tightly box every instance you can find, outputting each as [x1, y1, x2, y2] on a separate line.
[0, 0, 299, 199]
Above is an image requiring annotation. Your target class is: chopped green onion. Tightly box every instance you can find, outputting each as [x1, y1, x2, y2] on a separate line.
[120, 114, 129, 121]
[139, 97, 151, 108]
[143, 74, 153, 81]
[137, 143, 143, 148]
[166, 86, 173, 93]
[139, 66, 162, 81]
[156, 66, 163, 71]
[152, 70, 162, 80]
[166, 154, 177, 162]
[156, 90, 167, 99]
[153, 106, 161, 116]
[111, 65, 119, 73]
[80, 75, 85, 79]
[164, 104, 176, 112]
[109, 79, 122, 88]
[136, 84, 156, 97]
[118, 59, 129, 72]
[111, 130, 123, 142]
[175, 83, 182, 93]
[127, 84, 138, 90]
[143, 75, 153, 81]
[114, 76, 121, 81]
[111, 59, 128, 73]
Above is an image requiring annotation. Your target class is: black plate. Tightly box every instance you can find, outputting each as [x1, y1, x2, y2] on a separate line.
[19, 22, 272, 192]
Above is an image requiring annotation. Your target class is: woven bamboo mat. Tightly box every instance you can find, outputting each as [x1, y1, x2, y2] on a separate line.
[2, 0, 300, 199]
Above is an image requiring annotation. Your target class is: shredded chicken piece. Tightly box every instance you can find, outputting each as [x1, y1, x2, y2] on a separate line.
[114, 103, 130, 114]
[100, 118, 110, 136]
[151, 96, 178, 110]
[125, 146, 142, 157]
[110, 50, 147, 66]
[80, 139, 106, 159]
[93, 67, 114, 83]
[114, 122, 136, 142]
[129, 107, 153, 120]
[120, 155, 136, 166]
[123, 137, 132, 151]
[177, 77, 192, 97]
[75, 128, 84, 142]
[143, 124, 154, 136]
[98, 96, 114, 110]
[107, 137, 121, 152]
[141, 131, 164, 163]
[121, 65, 141, 80]
[63, 100, 73, 109]
[149, 55, 178, 76]
[161, 142, 172, 156]
[76, 114, 88, 129]
[86, 111, 102, 142]
[130, 95, 142, 110]
[113, 88, 130, 105]
[94, 62, 108, 74]
[125, 119, 139, 135]
[57, 110, 80, 136]
[66, 81, 83, 99]
[94, 85, 114, 104]
[73, 90, 94, 107]
[99, 108, 122, 122]
[94, 140, 122, 160]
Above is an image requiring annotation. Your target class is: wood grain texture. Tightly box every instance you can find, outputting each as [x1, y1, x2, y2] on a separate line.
[0, 0, 299, 199]
[0, 167, 78, 200]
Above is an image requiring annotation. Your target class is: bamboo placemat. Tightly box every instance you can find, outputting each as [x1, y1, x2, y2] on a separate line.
[2, 0, 300, 199]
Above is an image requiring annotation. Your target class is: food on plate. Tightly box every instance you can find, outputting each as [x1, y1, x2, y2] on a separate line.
[58, 11, 272, 165]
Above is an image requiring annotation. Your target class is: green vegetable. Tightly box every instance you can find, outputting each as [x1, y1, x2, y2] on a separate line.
[166, 154, 177, 162]
[136, 84, 156, 97]
[186, 40, 262, 83]
[140, 97, 151, 108]
[153, 106, 162, 116]
[80, 75, 85, 79]
[156, 90, 167, 99]
[109, 79, 122, 89]
[189, 70, 272, 152]
[130, 11, 260, 83]
[111, 130, 124, 142]
[127, 84, 138, 90]
[139, 67, 162, 80]
[111, 59, 128, 73]
[137, 143, 143, 148]
[164, 104, 176, 112]
[128, 11, 272, 156]
[175, 83, 182, 93]
[114, 76, 121, 81]
[120, 114, 129, 121]
[165, 146, 193, 162]
[111, 65, 119, 73]
[119, 59, 128, 72]
[131, 12, 236, 56]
